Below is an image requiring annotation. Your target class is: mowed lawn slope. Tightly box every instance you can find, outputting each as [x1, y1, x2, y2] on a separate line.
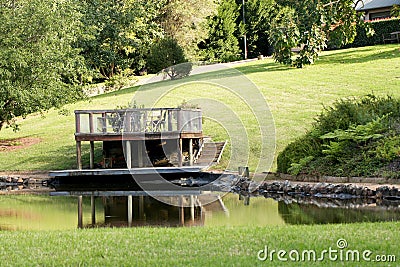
[0, 45, 399, 171]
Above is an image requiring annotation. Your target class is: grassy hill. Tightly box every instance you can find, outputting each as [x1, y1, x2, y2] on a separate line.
[0, 44, 399, 171]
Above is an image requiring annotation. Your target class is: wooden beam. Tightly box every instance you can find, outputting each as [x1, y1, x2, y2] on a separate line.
[76, 141, 82, 170]
[189, 139, 193, 166]
[138, 141, 143, 168]
[126, 141, 132, 169]
[89, 141, 95, 169]
[178, 139, 183, 167]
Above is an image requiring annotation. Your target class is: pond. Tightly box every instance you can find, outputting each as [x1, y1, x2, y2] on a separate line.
[0, 192, 399, 230]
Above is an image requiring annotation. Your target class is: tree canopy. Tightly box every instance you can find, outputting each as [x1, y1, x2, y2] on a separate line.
[0, 0, 84, 131]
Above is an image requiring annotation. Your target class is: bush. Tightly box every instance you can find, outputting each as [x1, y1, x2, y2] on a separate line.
[147, 38, 187, 74]
[346, 18, 400, 48]
[277, 95, 400, 178]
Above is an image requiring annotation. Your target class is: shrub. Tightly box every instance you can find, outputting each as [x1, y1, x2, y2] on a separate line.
[147, 38, 187, 74]
[346, 18, 400, 47]
[277, 95, 400, 178]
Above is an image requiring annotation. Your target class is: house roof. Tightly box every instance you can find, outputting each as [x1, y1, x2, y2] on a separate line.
[356, 0, 400, 11]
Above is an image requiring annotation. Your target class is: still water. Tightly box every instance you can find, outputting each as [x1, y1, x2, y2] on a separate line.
[0, 193, 399, 230]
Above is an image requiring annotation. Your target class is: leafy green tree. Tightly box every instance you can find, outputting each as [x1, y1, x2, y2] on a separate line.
[271, 0, 364, 68]
[147, 37, 187, 73]
[236, 0, 276, 58]
[0, 0, 84, 131]
[159, 0, 216, 60]
[391, 4, 400, 17]
[203, 0, 241, 62]
[77, 0, 163, 79]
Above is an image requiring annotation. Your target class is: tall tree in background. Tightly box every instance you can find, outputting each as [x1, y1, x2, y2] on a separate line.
[159, 0, 216, 60]
[77, 0, 163, 79]
[236, 0, 276, 58]
[202, 0, 241, 62]
[0, 0, 84, 131]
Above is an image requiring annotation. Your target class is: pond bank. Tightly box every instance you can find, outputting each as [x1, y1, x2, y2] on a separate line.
[256, 172, 400, 185]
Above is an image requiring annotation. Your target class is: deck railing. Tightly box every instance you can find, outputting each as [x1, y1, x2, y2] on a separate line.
[75, 108, 202, 134]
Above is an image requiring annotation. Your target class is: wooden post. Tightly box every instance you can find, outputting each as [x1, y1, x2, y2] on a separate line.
[102, 113, 107, 133]
[189, 138, 193, 166]
[238, 166, 249, 178]
[168, 110, 172, 131]
[78, 196, 83, 229]
[89, 113, 94, 133]
[89, 141, 95, 169]
[127, 195, 133, 227]
[126, 141, 132, 169]
[139, 196, 144, 220]
[138, 140, 143, 167]
[178, 139, 183, 167]
[75, 112, 81, 133]
[91, 196, 96, 225]
[76, 141, 82, 170]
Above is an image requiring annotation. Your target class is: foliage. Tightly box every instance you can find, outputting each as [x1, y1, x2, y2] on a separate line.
[269, 7, 300, 65]
[158, 0, 216, 60]
[0, 45, 399, 170]
[147, 37, 188, 74]
[161, 63, 193, 80]
[288, 156, 314, 175]
[76, 0, 162, 79]
[104, 69, 138, 92]
[0, 0, 84, 131]
[348, 18, 400, 47]
[391, 4, 400, 18]
[236, 0, 276, 58]
[270, 0, 363, 67]
[278, 95, 400, 178]
[202, 0, 241, 62]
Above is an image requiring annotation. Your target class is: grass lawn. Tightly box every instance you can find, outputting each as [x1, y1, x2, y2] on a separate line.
[0, 44, 399, 171]
[0, 222, 398, 266]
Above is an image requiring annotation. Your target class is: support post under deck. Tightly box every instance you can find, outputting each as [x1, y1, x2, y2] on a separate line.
[76, 141, 82, 170]
[189, 138, 193, 166]
[89, 141, 95, 169]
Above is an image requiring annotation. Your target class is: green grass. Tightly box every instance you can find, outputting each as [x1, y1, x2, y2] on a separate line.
[0, 44, 399, 171]
[0, 222, 398, 266]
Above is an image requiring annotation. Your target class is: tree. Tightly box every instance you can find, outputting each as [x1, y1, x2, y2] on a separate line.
[77, 0, 163, 79]
[236, 0, 276, 58]
[158, 0, 216, 60]
[0, 0, 84, 131]
[270, 0, 364, 68]
[202, 0, 241, 62]
[147, 37, 191, 79]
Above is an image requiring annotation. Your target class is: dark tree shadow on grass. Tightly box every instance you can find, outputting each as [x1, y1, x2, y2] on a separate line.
[317, 47, 400, 65]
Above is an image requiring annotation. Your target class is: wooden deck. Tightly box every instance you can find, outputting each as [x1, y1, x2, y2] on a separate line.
[75, 108, 202, 141]
[49, 167, 207, 177]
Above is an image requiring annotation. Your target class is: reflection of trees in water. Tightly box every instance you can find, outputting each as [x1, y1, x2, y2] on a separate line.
[277, 198, 400, 225]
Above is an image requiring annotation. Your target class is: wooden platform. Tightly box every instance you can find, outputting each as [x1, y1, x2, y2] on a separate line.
[49, 167, 207, 177]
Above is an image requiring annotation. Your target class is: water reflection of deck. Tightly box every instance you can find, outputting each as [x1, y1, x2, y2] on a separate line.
[50, 191, 228, 228]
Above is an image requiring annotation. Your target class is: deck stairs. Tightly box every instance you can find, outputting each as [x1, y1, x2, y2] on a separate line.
[194, 138, 227, 167]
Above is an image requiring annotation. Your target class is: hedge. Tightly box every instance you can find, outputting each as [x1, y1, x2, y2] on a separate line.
[348, 18, 400, 47]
